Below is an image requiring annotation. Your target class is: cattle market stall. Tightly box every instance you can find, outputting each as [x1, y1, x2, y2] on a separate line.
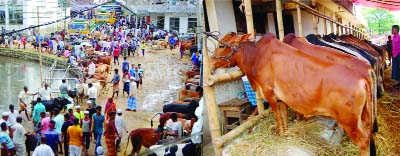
[202, 0, 397, 156]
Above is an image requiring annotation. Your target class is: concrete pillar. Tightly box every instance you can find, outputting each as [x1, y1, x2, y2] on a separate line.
[267, 13, 276, 35]
[205, 0, 220, 32]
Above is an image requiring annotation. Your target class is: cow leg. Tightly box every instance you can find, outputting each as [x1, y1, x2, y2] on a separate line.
[342, 123, 370, 156]
[279, 102, 288, 131]
[264, 95, 284, 135]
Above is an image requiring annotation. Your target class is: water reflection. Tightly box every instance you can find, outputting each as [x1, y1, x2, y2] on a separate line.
[0, 56, 50, 112]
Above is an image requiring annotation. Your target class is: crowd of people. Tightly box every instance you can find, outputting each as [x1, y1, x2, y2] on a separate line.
[0, 93, 131, 156]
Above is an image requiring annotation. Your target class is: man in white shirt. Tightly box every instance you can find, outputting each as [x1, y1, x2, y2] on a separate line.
[87, 83, 98, 107]
[7, 105, 18, 127]
[18, 86, 36, 121]
[88, 60, 96, 78]
[166, 113, 182, 138]
[115, 109, 127, 152]
[32, 137, 54, 156]
[39, 83, 51, 101]
[0, 112, 10, 129]
[12, 116, 28, 156]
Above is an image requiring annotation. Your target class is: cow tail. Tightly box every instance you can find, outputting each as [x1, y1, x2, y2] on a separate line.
[366, 72, 377, 156]
[124, 132, 132, 156]
[369, 70, 378, 133]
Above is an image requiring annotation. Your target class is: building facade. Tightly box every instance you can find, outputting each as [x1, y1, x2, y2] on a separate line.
[0, 0, 69, 34]
[206, 0, 366, 38]
[114, 0, 198, 34]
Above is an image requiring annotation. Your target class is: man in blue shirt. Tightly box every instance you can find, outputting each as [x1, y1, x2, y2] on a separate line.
[129, 39, 136, 57]
[110, 69, 121, 98]
[122, 57, 129, 73]
[44, 120, 60, 154]
[169, 36, 176, 49]
[191, 51, 200, 69]
[0, 122, 15, 155]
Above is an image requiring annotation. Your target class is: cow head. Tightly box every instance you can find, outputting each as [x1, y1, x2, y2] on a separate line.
[209, 32, 250, 71]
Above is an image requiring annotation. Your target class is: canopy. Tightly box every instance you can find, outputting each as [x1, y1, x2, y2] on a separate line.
[352, 0, 400, 11]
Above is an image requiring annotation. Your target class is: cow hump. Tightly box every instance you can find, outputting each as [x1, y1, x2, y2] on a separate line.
[283, 33, 297, 44]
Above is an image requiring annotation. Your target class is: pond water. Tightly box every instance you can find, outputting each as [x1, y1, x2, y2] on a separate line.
[0, 56, 51, 111]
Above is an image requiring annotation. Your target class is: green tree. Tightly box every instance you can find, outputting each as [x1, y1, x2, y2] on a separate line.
[361, 8, 397, 35]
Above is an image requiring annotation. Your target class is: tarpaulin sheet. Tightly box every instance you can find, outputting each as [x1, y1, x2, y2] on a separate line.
[352, 0, 400, 11]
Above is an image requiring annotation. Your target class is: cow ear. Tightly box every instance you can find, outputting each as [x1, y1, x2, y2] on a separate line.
[240, 34, 251, 43]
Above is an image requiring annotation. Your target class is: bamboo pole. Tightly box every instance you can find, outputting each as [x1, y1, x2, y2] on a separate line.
[296, 0, 303, 37]
[215, 115, 264, 149]
[244, 0, 255, 39]
[38, 6, 43, 86]
[323, 7, 327, 35]
[336, 19, 339, 35]
[330, 14, 334, 34]
[276, 0, 284, 41]
[205, 70, 245, 86]
[203, 39, 223, 156]
[202, 6, 223, 156]
[312, 2, 318, 34]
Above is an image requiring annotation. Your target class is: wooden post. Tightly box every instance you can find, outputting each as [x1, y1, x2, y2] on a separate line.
[336, 22, 339, 35]
[349, 22, 351, 35]
[340, 25, 344, 35]
[244, 0, 255, 38]
[276, 0, 284, 41]
[37, 6, 43, 86]
[330, 13, 334, 34]
[204, 1, 223, 156]
[203, 35, 223, 156]
[312, 2, 318, 34]
[296, 0, 303, 37]
[323, 7, 327, 35]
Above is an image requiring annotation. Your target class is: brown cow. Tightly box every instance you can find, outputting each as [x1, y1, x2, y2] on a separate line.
[209, 33, 375, 156]
[95, 56, 112, 65]
[179, 89, 202, 101]
[124, 128, 164, 155]
[283, 34, 378, 126]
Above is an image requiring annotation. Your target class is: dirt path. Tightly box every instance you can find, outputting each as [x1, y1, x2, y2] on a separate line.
[85, 47, 192, 156]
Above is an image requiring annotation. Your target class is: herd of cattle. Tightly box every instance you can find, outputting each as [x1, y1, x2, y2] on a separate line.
[209, 32, 386, 156]
[124, 66, 202, 155]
